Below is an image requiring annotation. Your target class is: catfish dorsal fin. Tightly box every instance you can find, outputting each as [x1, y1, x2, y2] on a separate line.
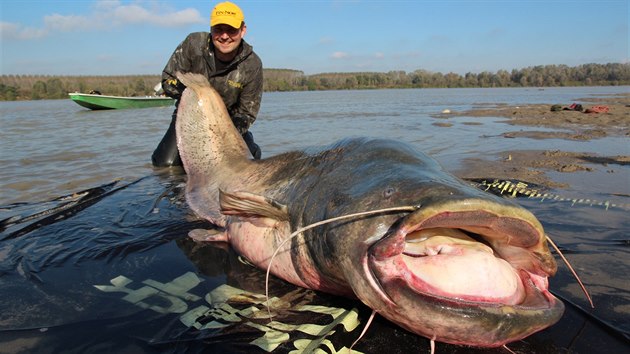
[220, 189, 289, 221]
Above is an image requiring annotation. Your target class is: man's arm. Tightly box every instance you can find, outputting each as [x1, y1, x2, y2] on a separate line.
[161, 36, 194, 100]
[230, 62, 263, 134]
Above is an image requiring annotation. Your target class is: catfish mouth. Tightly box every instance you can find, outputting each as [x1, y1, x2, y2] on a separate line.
[367, 199, 564, 345]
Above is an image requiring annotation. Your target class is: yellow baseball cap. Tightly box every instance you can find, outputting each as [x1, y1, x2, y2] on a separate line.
[210, 2, 244, 28]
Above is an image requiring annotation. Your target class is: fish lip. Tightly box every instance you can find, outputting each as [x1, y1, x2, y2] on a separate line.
[367, 199, 559, 309]
[364, 200, 565, 346]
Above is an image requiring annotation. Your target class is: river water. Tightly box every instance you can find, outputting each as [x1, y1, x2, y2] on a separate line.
[2, 86, 629, 205]
[0, 87, 628, 353]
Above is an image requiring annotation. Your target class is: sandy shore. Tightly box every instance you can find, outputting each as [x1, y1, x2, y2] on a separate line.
[437, 92, 630, 190]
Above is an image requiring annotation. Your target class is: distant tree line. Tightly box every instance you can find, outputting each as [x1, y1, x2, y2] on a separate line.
[0, 75, 160, 101]
[263, 63, 629, 91]
[1, 63, 628, 101]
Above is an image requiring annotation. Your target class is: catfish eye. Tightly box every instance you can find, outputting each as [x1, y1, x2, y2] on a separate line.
[383, 186, 396, 198]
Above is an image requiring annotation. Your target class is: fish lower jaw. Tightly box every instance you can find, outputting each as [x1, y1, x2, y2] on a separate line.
[368, 255, 564, 347]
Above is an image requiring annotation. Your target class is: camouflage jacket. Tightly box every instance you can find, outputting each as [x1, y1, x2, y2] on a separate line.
[161, 32, 263, 134]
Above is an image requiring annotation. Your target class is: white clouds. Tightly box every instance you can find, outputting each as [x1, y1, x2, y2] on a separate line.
[112, 4, 157, 24]
[331, 51, 349, 59]
[108, 3, 203, 27]
[44, 14, 93, 32]
[1, 21, 48, 40]
[158, 8, 205, 27]
[1, 1, 204, 41]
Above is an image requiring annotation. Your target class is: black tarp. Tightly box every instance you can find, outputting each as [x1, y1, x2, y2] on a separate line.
[1, 174, 628, 353]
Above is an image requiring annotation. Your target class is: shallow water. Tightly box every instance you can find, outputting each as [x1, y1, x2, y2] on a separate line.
[2, 86, 629, 205]
[1, 87, 629, 353]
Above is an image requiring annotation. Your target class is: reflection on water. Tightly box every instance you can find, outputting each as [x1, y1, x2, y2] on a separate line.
[522, 198, 630, 334]
[1, 87, 629, 352]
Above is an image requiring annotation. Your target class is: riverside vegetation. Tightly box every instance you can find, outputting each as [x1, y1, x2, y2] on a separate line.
[1, 62, 628, 101]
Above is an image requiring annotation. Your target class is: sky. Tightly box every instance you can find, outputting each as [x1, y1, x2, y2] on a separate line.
[1, 0, 628, 76]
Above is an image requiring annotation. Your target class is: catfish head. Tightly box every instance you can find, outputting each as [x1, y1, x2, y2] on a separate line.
[294, 139, 564, 347]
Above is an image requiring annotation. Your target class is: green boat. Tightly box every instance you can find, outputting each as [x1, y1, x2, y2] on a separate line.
[69, 92, 175, 110]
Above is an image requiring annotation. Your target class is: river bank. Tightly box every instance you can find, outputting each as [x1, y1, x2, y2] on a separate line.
[444, 93, 630, 190]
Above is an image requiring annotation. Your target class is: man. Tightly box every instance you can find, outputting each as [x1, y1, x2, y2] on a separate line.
[152, 1, 263, 167]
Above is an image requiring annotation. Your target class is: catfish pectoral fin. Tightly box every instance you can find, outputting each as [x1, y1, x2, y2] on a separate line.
[219, 189, 289, 221]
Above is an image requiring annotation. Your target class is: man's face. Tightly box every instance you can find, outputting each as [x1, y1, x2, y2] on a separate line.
[211, 23, 246, 56]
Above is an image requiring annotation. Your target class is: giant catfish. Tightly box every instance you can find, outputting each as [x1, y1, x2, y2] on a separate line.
[174, 73, 564, 348]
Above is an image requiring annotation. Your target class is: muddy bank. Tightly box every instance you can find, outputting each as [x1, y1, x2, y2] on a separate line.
[457, 150, 629, 189]
[444, 92, 630, 188]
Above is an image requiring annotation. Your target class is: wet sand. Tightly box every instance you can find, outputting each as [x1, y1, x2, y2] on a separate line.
[438, 92, 630, 189]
